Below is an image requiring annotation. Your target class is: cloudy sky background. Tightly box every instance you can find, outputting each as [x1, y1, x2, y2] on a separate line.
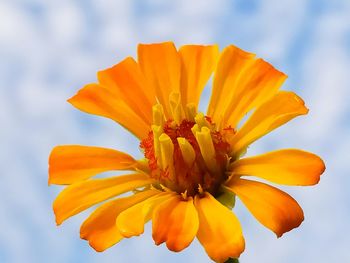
[1, 0, 350, 262]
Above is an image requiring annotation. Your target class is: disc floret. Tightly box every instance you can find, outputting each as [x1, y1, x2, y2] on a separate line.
[140, 92, 235, 197]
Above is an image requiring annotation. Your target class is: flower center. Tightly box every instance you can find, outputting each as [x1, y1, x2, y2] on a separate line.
[140, 92, 235, 197]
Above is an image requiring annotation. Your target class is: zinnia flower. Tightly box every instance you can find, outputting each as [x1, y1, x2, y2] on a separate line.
[49, 42, 325, 262]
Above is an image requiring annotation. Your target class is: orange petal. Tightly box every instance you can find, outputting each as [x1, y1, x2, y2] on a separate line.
[68, 83, 149, 139]
[230, 149, 325, 185]
[225, 178, 304, 237]
[230, 91, 308, 157]
[80, 189, 160, 252]
[223, 60, 287, 128]
[49, 145, 137, 185]
[152, 195, 199, 252]
[179, 44, 219, 108]
[116, 191, 175, 238]
[207, 45, 287, 129]
[207, 45, 255, 126]
[53, 173, 154, 225]
[194, 192, 245, 262]
[97, 57, 155, 124]
[138, 42, 181, 118]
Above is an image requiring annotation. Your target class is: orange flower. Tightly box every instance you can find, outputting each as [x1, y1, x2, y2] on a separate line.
[49, 42, 325, 262]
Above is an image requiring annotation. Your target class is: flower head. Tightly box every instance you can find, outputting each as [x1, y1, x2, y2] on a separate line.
[49, 42, 325, 262]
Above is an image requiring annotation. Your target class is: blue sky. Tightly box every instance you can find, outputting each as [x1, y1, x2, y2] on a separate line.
[1, 0, 350, 262]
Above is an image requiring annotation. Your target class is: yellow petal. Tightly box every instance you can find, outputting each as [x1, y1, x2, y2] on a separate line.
[207, 45, 255, 125]
[225, 178, 304, 237]
[80, 189, 160, 252]
[230, 91, 308, 157]
[230, 149, 325, 185]
[97, 57, 155, 124]
[194, 192, 245, 262]
[116, 191, 175, 238]
[138, 42, 181, 118]
[152, 195, 199, 252]
[68, 83, 149, 139]
[53, 173, 154, 225]
[179, 45, 219, 108]
[49, 145, 136, 185]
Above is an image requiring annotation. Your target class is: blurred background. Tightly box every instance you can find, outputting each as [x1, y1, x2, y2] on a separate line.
[1, 0, 349, 262]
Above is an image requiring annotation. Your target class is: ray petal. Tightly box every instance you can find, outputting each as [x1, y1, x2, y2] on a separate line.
[49, 145, 137, 185]
[230, 91, 308, 157]
[53, 173, 154, 225]
[225, 178, 304, 237]
[80, 189, 160, 252]
[194, 192, 245, 262]
[229, 149, 325, 185]
[152, 195, 199, 252]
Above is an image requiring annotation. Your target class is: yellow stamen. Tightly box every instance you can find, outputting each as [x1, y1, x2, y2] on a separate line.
[152, 125, 163, 167]
[169, 91, 183, 124]
[159, 133, 176, 181]
[177, 137, 196, 167]
[191, 123, 200, 136]
[181, 190, 188, 200]
[195, 127, 218, 173]
[159, 184, 173, 192]
[152, 104, 165, 127]
[195, 112, 210, 129]
[186, 103, 197, 121]
[198, 184, 204, 194]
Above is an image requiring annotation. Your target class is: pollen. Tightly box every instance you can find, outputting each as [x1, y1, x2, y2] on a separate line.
[140, 98, 235, 197]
